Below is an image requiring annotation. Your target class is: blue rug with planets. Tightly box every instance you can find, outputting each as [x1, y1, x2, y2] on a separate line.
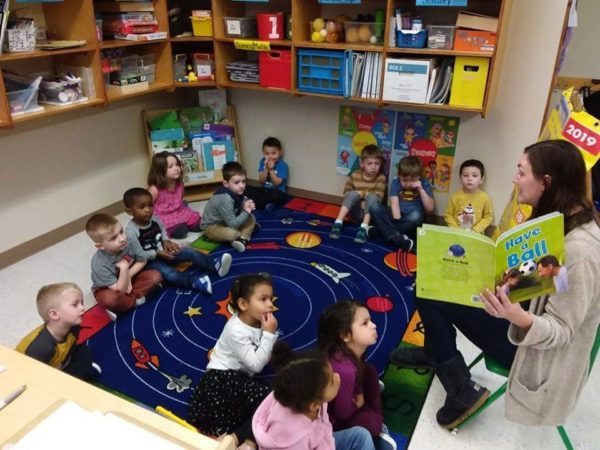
[86, 206, 418, 442]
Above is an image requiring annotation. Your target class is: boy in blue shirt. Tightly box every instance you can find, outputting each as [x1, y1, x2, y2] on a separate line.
[245, 137, 289, 211]
[370, 156, 435, 250]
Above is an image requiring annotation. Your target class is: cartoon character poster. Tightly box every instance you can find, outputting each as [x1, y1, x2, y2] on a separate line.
[336, 106, 396, 177]
[390, 113, 459, 194]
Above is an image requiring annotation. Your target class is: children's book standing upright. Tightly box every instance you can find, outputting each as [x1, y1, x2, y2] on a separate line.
[416, 212, 564, 307]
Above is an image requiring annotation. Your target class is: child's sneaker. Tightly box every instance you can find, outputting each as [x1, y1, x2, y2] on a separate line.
[92, 362, 102, 376]
[379, 424, 397, 450]
[354, 227, 367, 244]
[105, 309, 118, 322]
[192, 275, 212, 295]
[214, 253, 232, 277]
[396, 234, 414, 252]
[135, 296, 146, 307]
[329, 223, 341, 239]
[231, 237, 248, 253]
[379, 379, 385, 392]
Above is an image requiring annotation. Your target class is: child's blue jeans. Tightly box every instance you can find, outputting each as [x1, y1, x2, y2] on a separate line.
[369, 202, 423, 242]
[334, 426, 376, 450]
[146, 247, 213, 288]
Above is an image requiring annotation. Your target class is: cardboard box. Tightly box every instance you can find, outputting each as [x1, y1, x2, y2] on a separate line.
[449, 56, 490, 108]
[456, 11, 498, 32]
[453, 29, 496, 52]
[382, 58, 432, 104]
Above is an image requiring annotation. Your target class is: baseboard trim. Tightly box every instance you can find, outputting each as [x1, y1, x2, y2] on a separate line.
[0, 201, 123, 270]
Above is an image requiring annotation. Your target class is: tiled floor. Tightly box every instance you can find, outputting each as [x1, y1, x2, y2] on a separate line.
[0, 205, 597, 449]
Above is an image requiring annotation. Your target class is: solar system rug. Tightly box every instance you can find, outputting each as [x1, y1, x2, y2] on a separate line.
[87, 208, 422, 445]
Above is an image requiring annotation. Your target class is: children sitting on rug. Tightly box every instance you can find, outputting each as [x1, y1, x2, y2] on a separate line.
[188, 273, 278, 450]
[123, 187, 232, 295]
[329, 145, 388, 244]
[200, 162, 259, 253]
[444, 159, 493, 233]
[245, 136, 289, 212]
[318, 300, 397, 450]
[148, 151, 201, 239]
[85, 213, 162, 321]
[16, 283, 101, 381]
[252, 341, 375, 450]
[370, 155, 434, 250]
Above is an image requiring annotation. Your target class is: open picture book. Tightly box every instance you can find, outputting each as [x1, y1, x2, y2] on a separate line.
[416, 212, 564, 307]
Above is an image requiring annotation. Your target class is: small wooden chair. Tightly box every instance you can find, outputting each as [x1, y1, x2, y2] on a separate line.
[453, 326, 600, 450]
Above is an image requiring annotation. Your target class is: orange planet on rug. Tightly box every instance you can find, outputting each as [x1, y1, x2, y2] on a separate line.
[384, 251, 417, 273]
[286, 231, 322, 248]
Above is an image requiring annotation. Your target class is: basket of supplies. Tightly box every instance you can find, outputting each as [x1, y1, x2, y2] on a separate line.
[396, 29, 427, 48]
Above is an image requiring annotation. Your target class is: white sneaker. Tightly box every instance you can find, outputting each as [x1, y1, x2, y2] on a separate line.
[215, 253, 232, 277]
[379, 425, 397, 450]
[106, 309, 117, 322]
[135, 296, 146, 307]
[92, 362, 102, 376]
[379, 379, 385, 392]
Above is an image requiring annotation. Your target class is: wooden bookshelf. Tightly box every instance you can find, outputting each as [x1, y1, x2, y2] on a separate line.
[0, 0, 512, 128]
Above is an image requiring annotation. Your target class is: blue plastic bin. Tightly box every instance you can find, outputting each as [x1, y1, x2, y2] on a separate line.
[297, 49, 346, 96]
[397, 29, 427, 48]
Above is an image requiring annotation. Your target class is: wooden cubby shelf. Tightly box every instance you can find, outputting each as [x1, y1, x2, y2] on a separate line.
[0, 0, 510, 128]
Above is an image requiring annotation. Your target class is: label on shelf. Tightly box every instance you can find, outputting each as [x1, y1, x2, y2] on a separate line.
[234, 39, 271, 52]
[185, 171, 215, 183]
[318, 0, 361, 4]
[416, 0, 468, 6]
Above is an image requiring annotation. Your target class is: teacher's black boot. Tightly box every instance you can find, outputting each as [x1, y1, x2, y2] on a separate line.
[435, 353, 490, 429]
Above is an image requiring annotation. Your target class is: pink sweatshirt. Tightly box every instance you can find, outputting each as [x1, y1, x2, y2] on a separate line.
[252, 392, 335, 450]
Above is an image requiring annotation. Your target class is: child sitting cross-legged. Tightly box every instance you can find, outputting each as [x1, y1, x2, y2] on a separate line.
[16, 283, 101, 381]
[444, 159, 493, 233]
[201, 162, 258, 253]
[188, 273, 278, 450]
[318, 300, 397, 450]
[370, 155, 434, 250]
[329, 145, 387, 244]
[123, 187, 232, 295]
[86, 213, 162, 321]
[252, 341, 375, 450]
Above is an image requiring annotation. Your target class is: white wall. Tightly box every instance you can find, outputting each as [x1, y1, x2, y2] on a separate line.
[232, 0, 569, 221]
[0, 0, 569, 254]
[0, 92, 188, 253]
[561, 0, 600, 78]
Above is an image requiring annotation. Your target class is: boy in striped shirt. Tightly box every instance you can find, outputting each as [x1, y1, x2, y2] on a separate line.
[329, 145, 387, 244]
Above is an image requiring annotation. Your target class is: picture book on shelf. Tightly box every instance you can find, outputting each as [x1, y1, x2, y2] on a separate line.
[201, 140, 236, 171]
[416, 212, 565, 307]
[176, 150, 200, 174]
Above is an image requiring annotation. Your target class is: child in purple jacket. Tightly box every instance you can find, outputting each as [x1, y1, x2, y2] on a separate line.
[318, 300, 397, 450]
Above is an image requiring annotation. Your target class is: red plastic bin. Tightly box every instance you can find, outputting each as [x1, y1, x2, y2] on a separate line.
[256, 12, 284, 40]
[259, 50, 291, 90]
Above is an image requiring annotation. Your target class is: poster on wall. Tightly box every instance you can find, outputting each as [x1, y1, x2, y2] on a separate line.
[337, 106, 396, 178]
[338, 107, 460, 199]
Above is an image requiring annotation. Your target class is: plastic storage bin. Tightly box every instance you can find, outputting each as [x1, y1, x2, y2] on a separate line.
[224, 17, 257, 38]
[426, 25, 455, 49]
[396, 29, 427, 48]
[191, 11, 213, 37]
[344, 22, 381, 44]
[259, 50, 291, 90]
[297, 49, 346, 96]
[7, 87, 39, 113]
[256, 12, 284, 40]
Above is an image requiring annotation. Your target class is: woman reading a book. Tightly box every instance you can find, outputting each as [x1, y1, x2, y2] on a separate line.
[390, 140, 600, 429]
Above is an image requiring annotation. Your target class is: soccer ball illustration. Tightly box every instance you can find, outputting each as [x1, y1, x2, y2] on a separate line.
[519, 259, 536, 276]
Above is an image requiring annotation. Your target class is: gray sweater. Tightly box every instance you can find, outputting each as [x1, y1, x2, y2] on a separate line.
[200, 189, 251, 231]
[506, 219, 600, 425]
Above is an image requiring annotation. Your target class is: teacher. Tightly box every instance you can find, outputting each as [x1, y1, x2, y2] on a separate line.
[391, 140, 600, 429]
